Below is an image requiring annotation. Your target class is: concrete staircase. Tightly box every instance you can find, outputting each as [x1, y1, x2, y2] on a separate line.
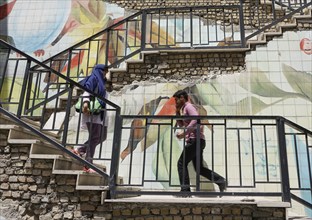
[0, 113, 123, 199]
[106, 8, 311, 87]
[246, 7, 312, 48]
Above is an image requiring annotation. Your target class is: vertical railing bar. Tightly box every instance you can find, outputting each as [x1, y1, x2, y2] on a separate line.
[24, 69, 34, 115]
[169, 118, 174, 187]
[174, 9, 177, 46]
[238, 129, 242, 186]
[223, 8, 226, 44]
[182, 12, 185, 43]
[190, 8, 193, 47]
[196, 119, 201, 191]
[104, 32, 109, 67]
[224, 119, 228, 183]
[62, 85, 73, 145]
[293, 135, 301, 188]
[17, 60, 31, 118]
[263, 125, 270, 182]
[199, 11, 202, 45]
[0, 47, 10, 92]
[214, 9, 218, 42]
[250, 119, 256, 187]
[141, 10, 147, 51]
[207, 8, 210, 45]
[156, 124, 161, 180]
[272, 0, 277, 20]
[158, 10, 161, 47]
[276, 117, 291, 202]
[166, 14, 169, 46]
[304, 133, 312, 197]
[141, 117, 148, 186]
[149, 13, 153, 46]
[256, 0, 261, 29]
[75, 99, 83, 144]
[8, 60, 18, 103]
[109, 109, 122, 199]
[128, 123, 135, 185]
[239, 0, 246, 47]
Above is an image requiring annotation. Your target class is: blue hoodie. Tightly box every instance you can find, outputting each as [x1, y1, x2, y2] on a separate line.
[79, 64, 107, 108]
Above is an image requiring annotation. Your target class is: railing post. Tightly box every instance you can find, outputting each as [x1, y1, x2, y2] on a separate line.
[141, 10, 147, 51]
[239, 0, 246, 47]
[109, 109, 123, 199]
[105, 31, 110, 66]
[195, 119, 201, 191]
[17, 60, 31, 118]
[276, 117, 291, 203]
[61, 85, 74, 145]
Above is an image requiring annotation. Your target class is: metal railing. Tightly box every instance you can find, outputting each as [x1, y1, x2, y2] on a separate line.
[27, 1, 311, 86]
[1, 0, 312, 213]
[113, 115, 312, 209]
[30, 5, 246, 82]
[0, 39, 121, 180]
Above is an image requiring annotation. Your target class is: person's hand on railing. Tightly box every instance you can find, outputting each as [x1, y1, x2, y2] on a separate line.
[176, 131, 185, 140]
[82, 101, 90, 114]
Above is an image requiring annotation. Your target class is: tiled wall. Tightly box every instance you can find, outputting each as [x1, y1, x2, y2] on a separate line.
[1, 0, 311, 216]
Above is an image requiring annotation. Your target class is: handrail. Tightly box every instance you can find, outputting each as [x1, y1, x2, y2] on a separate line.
[0, 39, 120, 181]
[113, 114, 312, 213]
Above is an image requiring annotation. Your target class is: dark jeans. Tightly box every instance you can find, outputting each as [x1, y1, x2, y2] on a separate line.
[78, 123, 107, 164]
[177, 138, 225, 191]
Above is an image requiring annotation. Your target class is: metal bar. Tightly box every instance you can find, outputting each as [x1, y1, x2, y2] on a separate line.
[196, 119, 201, 191]
[16, 60, 31, 117]
[238, 129, 242, 186]
[109, 109, 123, 199]
[239, 0, 247, 47]
[141, 10, 147, 50]
[293, 135, 301, 188]
[250, 119, 256, 187]
[276, 117, 291, 202]
[263, 125, 270, 182]
[61, 86, 73, 145]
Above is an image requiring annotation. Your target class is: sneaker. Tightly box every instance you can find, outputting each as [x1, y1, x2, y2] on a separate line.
[174, 189, 192, 198]
[72, 149, 81, 156]
[174, 193, 192, 198]
[218, 180, 227, 192]
[83, 167, 96, 173]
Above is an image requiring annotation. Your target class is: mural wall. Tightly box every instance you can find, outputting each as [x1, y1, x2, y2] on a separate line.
[1, 0, 311, 216]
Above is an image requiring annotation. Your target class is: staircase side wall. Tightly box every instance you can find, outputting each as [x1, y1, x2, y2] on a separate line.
[0, 136, 287, 219]
[112, 52, 246, 86]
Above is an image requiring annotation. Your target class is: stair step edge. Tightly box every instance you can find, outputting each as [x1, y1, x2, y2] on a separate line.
[29, 154, 62, 159]
[53, 170, 84, 175]
[76, 185, 109, 191]
[8, 139, 39, 144]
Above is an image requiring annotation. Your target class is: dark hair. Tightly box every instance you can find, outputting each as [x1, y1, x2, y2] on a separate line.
[173, 90, 188, 100]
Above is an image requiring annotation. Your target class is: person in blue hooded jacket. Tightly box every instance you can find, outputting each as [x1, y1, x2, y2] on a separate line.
[73, 64, 113, 173]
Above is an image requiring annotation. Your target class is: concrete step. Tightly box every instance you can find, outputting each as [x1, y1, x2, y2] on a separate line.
[0, 113, 60, 139]
[29, 142, 64, 157]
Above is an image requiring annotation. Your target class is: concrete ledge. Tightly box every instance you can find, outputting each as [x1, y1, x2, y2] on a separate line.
[107, 195, 290, 208]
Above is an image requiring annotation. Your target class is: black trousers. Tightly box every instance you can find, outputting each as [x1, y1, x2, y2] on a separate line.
[177, 138, 225, 191]
[79, 123, 107, 164]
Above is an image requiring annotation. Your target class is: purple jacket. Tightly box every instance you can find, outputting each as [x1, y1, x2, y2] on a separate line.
[177, 102, 205, 141]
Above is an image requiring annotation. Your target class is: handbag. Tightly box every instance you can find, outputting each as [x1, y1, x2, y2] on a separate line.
[75, 97, 103, 114]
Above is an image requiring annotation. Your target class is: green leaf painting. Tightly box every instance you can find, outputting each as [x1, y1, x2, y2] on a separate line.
[152, 126, 180, 189]
[282, 63, 312, 101]
[239, 67, 303, 98]
[192, 82, 234, 114]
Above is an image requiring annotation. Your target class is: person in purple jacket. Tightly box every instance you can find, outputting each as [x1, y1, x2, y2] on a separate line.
[173, 90, 226, 196]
